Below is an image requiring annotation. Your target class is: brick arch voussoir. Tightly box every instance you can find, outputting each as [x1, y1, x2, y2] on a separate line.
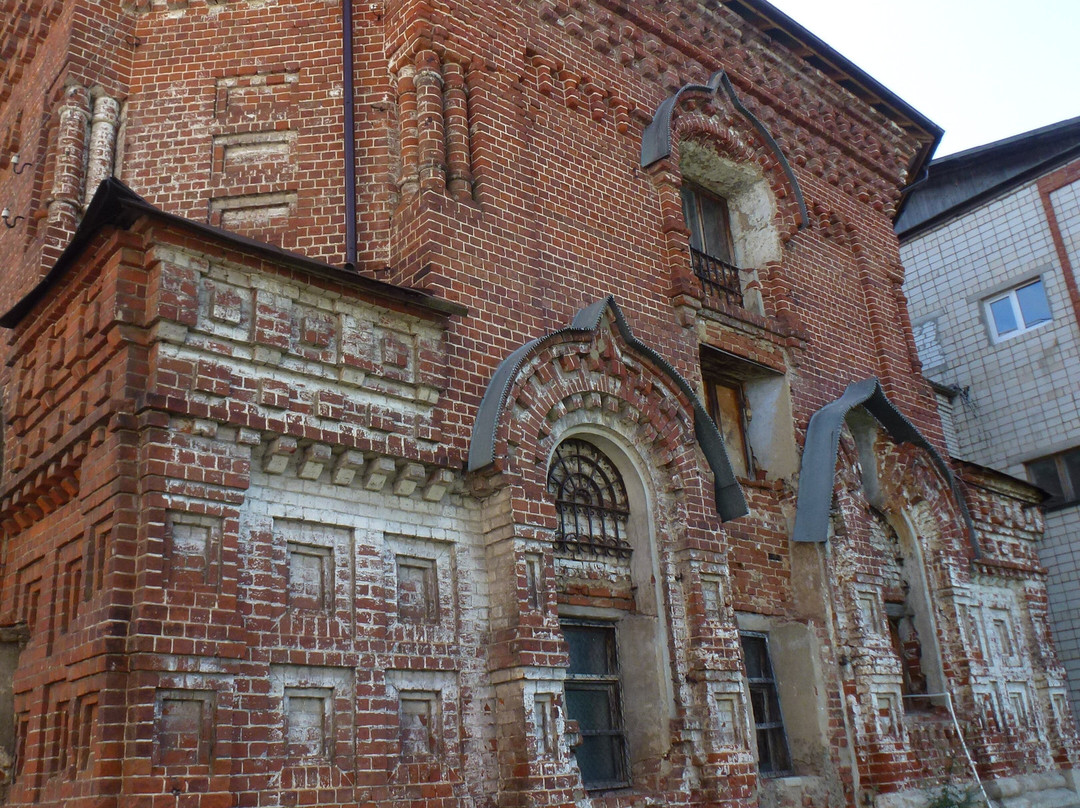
[672, 111, 801, 236]
[833, 424, 966, 566]
[874, 440, 968, 554]
[469, 296, 747, 521]
[501, 333, 698, 486]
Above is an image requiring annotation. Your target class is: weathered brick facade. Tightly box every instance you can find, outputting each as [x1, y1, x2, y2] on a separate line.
[0, 2, 1076, 807]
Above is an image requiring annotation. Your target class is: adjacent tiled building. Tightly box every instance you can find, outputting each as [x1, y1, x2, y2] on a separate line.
[1, 2, 1079, 808]
[898, 117, 1080, 716]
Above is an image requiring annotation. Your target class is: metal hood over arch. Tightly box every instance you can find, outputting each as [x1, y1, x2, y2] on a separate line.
[792, 378, 979, 556]
[640, 69, 808, 230]
[466, 296, 749, 522]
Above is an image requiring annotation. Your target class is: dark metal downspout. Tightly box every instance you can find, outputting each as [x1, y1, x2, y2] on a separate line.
[343, 0, 357, 269]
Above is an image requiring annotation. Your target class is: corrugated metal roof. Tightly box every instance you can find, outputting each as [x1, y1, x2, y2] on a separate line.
[896, 115, 1080, 238]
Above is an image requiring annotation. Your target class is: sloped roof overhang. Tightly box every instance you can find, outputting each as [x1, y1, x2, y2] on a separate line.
[0, 178, 467, 329]
[725, 0, 943, 200]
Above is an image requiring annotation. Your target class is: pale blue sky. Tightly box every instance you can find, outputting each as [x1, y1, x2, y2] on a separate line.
[765, 0, 1080, 157]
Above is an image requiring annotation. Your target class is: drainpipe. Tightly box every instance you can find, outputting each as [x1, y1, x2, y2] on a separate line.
[343, 0, 357, 270]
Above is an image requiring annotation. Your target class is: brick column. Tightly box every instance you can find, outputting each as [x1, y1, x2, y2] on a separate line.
[83, 94, 122, 209]
[47, 85, 91, 232]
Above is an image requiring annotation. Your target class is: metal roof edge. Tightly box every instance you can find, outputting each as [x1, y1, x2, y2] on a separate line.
[896, 142, 1080, 240]
[792, 378, 979, 557]
[467, 296, 749, 522]
[0, 178, 468, 329]
[722, 1, 942, 222]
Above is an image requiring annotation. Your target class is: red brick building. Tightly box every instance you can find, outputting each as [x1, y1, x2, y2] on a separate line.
[0, 1, 1077, 807]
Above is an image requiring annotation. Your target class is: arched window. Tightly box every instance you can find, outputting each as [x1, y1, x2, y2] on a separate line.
[547, 435, 675, 790]
[547, 439, 631, 558]
[678, 140, 782, 315]
[869, 506, 944, 705]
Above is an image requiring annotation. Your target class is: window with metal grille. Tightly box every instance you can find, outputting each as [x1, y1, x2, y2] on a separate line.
[562, 622, 629, 790]
[741, 632, 791, 776]
[681, 183, 742, 305]
[547, 439, 631, 558]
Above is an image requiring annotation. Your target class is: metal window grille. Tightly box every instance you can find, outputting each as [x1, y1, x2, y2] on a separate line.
[740, 632, 792, 776]
[562, 622, 630, 790]
[690, 246, 744, 307]
[547, 439, 631, 558]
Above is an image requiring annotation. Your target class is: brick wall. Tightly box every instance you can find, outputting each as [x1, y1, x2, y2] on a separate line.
[0, 1, 1077, 807]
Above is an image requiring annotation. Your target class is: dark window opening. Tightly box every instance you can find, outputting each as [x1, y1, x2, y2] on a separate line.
[0, 628, 28, 798]
[873, 509, 932, 707]
[681, 183, 742, 305]
[886, 605, 928, 702]
[740, 632, 791, 776]
[547, 439, 631, 558]
[703, 375, 752, 479]
[1026, 447, 1080, 510]
[700, 348, 761, 479]
[682, 183, 734, 263]
[563, 622, 630, 790]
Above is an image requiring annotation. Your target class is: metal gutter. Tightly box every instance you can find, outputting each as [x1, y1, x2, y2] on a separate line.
[342, 0, 357, 269]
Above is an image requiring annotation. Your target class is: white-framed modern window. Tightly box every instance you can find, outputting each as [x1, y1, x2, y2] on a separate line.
[984, 278, 1052, 342]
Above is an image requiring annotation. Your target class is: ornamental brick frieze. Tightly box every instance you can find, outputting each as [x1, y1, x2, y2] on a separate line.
[255, 433, 456, 503]
[525, 52, 635, 134]
[0, 436, 86, 538]
[525, 0, 912, 208]
[145, 244, 449, 458]
[139, 415, 458, 510]
[0, 0, 65, 112]
[121, 0, 252, 12]
[2, 236, 140, 482]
